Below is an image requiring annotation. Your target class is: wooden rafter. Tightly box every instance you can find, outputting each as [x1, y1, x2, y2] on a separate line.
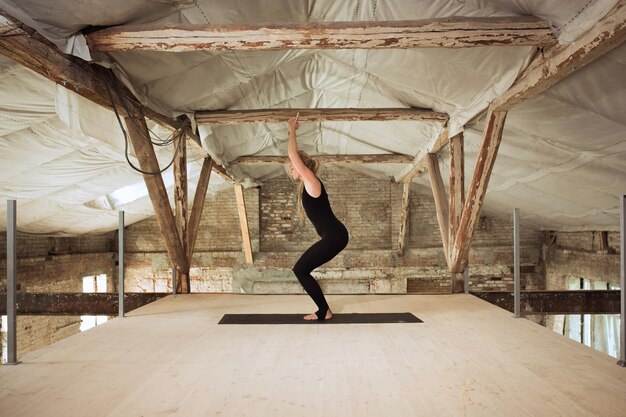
[85, 16, 555, 52]
[231, 154, 413, 165]
[123, 109, 189, 273]
[397, 182, 411, 257]
[448, 133, 465, 263]
[234, 184, 254, 264]
[174, 133, 189, 293]
[0, 13, 234, 182]
[196, 108, 448, 125]
[449, 108, 507, 273]
[426, 153, 449, 264]
[187, 157, 213, 262]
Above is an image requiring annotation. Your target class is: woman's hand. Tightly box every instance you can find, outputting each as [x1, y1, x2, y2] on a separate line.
[288, 112, 300, 132]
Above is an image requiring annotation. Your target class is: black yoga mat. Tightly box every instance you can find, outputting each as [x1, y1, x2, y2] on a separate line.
[218, 312, 422, 324]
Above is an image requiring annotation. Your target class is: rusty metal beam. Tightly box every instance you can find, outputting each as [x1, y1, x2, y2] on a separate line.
[472, 290, 621, 315]
[0, 293, 168, 315]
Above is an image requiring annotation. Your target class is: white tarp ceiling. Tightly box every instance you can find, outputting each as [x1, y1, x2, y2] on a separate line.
[0, 0, 624, 235]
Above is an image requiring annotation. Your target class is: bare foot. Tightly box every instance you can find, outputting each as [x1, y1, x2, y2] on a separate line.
[304, 310, 333, 321]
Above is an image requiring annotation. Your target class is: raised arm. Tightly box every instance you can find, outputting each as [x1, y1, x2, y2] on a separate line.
[288, 113, 321, 197]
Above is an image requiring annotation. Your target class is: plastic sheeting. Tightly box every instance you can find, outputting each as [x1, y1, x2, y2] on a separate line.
[0, 0, 624, 234]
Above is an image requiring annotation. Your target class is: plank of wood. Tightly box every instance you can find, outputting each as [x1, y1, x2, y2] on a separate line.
[448, 133, 464, 265]
[491, 0, 626, 111]
[174, 132, 189, 292]
[426, 153, 449, 265]
[187, 157, 213, 262]
[85, 16, 556, 52]
[449, 108, 507, 273]
[0, 292, 168, 315]
[234, 184, 253, 264]
[196, 108, 448, 125]
[397, 182, 411, 257]
[231, 154, 413, 165]
[124, 110, 189, 272]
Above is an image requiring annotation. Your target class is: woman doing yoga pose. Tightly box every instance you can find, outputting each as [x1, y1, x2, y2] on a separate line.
[287, 113, 349, 321]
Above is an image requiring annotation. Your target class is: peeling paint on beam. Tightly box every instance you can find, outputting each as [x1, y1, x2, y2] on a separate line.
[0, 293, 169, 315]
[196, 108, 448, 125]
[231, 154, 414, 165]
[472, 290, 621, 315]
[85, 17, 556, 52]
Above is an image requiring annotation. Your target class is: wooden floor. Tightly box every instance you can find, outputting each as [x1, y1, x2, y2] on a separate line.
[1, 294, 625, 417]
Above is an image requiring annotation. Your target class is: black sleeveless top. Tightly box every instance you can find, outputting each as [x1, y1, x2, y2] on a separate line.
[302, 180, 346, 238]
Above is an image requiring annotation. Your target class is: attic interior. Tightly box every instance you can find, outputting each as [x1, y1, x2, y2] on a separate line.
[0, 1, 625, 416]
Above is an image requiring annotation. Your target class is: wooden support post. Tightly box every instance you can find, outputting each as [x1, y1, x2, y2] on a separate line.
[188, 157, 213, 262]
[123, 109, 189, 273]
[234, 184, 253, 264]
[399, 127, 448, 183]
[450, 108, 507, 273]
[6, 200, 18, 365]
[448, 133, 465, 292]
[397, 182, 411, 257]
[174, 132, 189, 293]
[426, 153, 449, 264]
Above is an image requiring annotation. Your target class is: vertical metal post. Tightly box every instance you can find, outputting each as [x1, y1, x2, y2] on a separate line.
[6, 200, 18, 365]
[463, 268, 469, 294]
[119, 211, 124, 318]
[172, 267, 177, 295]
[514, 208, 521, 318]
[619, 196, 625, 367]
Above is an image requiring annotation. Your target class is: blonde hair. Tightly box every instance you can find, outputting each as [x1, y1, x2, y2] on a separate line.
[294, 150, 320, 219]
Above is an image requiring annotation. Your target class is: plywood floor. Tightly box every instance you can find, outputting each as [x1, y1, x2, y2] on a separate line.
[1, 294, 625, 417]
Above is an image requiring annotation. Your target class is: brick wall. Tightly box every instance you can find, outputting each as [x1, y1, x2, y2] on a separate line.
[0, 232, 115, 361]
[123, 166, 544, 295]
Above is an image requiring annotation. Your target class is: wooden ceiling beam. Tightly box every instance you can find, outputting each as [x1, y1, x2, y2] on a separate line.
[196, 108, 448, 125]
[231, 154, 413, 165]
[85, 16, 556, 52]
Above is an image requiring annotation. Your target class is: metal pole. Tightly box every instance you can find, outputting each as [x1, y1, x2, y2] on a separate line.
[463, 268, 469, 294]
[119, 211, 124, 318]
[514, 208, 521, 318]
[619, 196, 625, 367]
[6, 200, 18, 365]
[172, 267, 177, 295]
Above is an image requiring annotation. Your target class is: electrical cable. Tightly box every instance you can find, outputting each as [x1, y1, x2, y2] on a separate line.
[104, 72, 185, 175]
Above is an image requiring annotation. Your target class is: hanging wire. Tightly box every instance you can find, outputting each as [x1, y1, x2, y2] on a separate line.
[104, 71, 186, 175]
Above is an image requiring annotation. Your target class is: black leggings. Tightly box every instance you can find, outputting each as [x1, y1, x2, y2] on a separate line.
[293, 225, 349, 320]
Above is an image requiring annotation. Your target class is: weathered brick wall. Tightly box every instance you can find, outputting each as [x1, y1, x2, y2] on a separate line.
[545, 231, 621, 290]
[0, 232, 115, 360]
[123, 166, 544, 295]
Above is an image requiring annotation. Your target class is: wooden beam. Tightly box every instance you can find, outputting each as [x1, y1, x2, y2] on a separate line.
[426, 153, 449, 264]
[174, 132, 189, 293]
[398, 127, 448, 183]
[187, 157, 213, 262]
[449, 133, 465, 291]
[196, 108, 448, 125]
[0, 13, 234, 183]
[397, 182, 411, 257]
[0, 292, 168, 315]
[231, 154, 413, 165]
[234, 184, 253, 264]
[472, 291, 621, 315]
[491, 0, 626, 111]
[449, 108, 507, 273]
[123, 107, 189, 273]
[85, 16, 555, 52]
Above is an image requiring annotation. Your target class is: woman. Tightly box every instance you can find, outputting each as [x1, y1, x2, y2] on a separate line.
[287, 113, 350, 321]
